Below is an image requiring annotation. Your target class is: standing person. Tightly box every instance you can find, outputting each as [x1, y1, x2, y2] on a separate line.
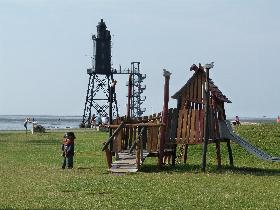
[24, 118, 28, 134]
[110, 79, 117, 102]
[235, 116, 240, 125]
[96, 113, 102, 126]
[61, 132, 76, 169]
[91, 114, 96, 128]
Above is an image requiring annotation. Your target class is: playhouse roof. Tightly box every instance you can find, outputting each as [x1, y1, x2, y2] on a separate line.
[172, 69, 232, 103]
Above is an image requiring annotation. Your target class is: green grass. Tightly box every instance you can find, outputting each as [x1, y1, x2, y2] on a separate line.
[0, 124, 280, 210]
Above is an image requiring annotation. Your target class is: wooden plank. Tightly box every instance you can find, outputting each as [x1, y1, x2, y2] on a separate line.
[198, 103, 203, 143]
[184, 102, 191, 142]
[186, 103, 192, 144]
[181, 107, 188, 143]
[190, 103, 196, 144]
[202, 74, 205, 102]
[181, 93, 186, 108]
[197, 72, 203, 102]
[147, 127, 152, 152]
[133, 127, 137, 149]
[104, 147, 112, 168]
[190, 80, 194, 101]
[149, 127, 154, 151]
[109, 123, 164, 128]
[109, 151, 150, 173]
[193, 74, 198, 101]
[170, 108, 178, 140]
[151, 127, 159, 151]
[195, 103, 200, 143]
[176, 109, 183, 139]
[116, 129, 123, 152]
[200, 105, 205, 142]
[186, 83, 190, 101]
[121, 128, 126, 150]
[129, 127, 133, 148]
[166, 109, 171, 140]
[165, 108, 173, 146]
[215, 108, 220, 139]
[114, 129, 121, 152]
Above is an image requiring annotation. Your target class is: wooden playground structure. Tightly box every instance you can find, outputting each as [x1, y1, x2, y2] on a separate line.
[102, 63, 237, 172]
[102, 62, 280, 172]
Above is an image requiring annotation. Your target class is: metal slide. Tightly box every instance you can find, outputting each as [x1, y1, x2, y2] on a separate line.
[219, 120, 280, 162]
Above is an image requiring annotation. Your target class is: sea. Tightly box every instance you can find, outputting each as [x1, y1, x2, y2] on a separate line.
[0, 115, 82, 131]
[0, 115, 277, 131]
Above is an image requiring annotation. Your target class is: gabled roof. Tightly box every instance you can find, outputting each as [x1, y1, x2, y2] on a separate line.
[209, 79, 232, 103]
[172, 68, 231, 103]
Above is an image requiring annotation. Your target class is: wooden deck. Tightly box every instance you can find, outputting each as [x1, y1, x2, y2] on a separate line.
[109, 150, 150, 173]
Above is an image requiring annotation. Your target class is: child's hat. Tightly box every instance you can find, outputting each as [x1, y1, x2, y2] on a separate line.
[64, 132, 76, 139]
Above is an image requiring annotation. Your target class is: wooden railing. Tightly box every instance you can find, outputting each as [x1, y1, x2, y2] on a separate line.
[102, 122, 125, 168]
[102, 113, 164, 169]
[136, 126, 146, 169]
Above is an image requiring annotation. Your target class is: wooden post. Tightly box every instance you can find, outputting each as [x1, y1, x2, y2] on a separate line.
[108, 80, 113, 151]
[104, 147, 112, 168]
[136, 142, 141, 170]
[215, 141, 221, 168]
[172, 100, 181, 166]
[102, 122, 125, 151]
[159, 69, 171, 166]
[125, 74, 132, 149]
[127, 74, 132, 119]
[183, 144, 189, 164]
[202, 62, 214, 172]
[227, 140, 234, 167]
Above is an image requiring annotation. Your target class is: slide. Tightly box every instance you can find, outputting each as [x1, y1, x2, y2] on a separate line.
[219, 120, 280, 162]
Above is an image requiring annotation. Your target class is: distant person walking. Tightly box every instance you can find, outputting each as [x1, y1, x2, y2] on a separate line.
[91, 114, 96, 128]
[61, 132, 76, 169]
[24, 118, 29, 134]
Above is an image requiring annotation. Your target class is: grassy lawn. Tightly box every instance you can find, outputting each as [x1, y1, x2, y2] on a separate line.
[0, 124, 280, 209]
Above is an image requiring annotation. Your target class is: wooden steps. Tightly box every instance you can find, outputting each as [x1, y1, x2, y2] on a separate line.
[109, 150, 150, 173]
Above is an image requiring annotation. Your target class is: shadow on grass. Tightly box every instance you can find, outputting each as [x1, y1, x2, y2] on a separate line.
[140, 163, 280, 176]
[223, 166, 280, 176]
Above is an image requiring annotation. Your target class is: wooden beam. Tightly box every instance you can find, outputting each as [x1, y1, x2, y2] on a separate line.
[108, 123, 164, 129]
[102, 122, 125, 151]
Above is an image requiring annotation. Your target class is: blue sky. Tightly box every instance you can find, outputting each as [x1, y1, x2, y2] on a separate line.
[0, 0, 279, 118]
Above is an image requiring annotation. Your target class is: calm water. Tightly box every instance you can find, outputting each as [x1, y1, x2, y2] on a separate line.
[0, 115, 82, 130]
[0, 115, 276, 131]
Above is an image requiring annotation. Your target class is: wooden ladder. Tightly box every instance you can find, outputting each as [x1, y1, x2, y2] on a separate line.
[109, 150, 150, 173]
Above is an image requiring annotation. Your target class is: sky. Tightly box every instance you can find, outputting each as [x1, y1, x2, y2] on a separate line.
[0, 0, 279, 118]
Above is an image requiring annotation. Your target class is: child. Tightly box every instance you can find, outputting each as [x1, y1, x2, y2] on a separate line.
[61, 132, 76, 169]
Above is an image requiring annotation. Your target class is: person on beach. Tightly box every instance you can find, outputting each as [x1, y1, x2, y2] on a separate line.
[96, 113, 102, 126]
[235, 116, 240, 125]
[91, 114, 96, 128]
[61, 132, 76, 169]
[24, 118, 28, 134]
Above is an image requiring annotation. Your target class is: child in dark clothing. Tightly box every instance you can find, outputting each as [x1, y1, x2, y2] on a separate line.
[61, 132, 75, 169]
